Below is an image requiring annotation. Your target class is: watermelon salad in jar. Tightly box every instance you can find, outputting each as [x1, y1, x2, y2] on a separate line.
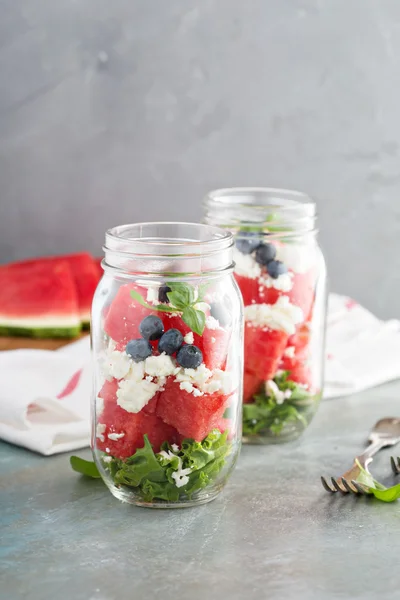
[204, 188, 327, 443]
[91, 223, 243, 507]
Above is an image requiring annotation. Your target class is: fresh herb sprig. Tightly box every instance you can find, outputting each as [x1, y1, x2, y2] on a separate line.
[354, 460, 400, 503]
[70, 429, 231, 502]
[130, 282, 208, 336]
[242, 371, 317, 437]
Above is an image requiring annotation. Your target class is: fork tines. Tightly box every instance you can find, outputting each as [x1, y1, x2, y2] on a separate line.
[320, 476, 366, 495]
[390, 456, 400, 475]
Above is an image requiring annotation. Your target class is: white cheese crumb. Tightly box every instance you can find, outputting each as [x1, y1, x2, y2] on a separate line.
[96, 423, 106, 442]
[172, 468, 192, 488]
[183, 332, 194, 344]
[171, 444, 179, 453]
[146, 285, 160, 305]
[144, 354, 177, 377]
[244, 296, 304, 335]
[179, 380, 204, 396]
[105, 447, 110, 453]
[283, 346, 295, 358]
[233, 247, 262, 279]
[265, 380, 292, 405]
[275, 243, 316, 274]
[96, 396, 104, 416]
[106, 350, 132, 380]
[259, 272, 293, 292]
[117, 378, 160, 413]
[158, 449, 176, 461]
[103, 456, 112, 463]
[205, 316, 220, 330]
[107, 432, 125, 441]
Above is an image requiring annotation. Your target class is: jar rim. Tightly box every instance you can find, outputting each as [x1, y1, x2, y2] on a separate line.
[204, 187, 315, 213]
[105, 222, 233, 256]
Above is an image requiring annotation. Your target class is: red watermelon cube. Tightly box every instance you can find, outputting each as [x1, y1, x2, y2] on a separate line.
[244, 323, 289, 380]
[243, 370, 263, 403]
[156, 379, 229, 441]
[104, 283, 157, 345]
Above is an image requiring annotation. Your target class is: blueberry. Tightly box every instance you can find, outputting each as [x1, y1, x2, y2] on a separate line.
[210, 303, 231, 327]
[139, 315, 164, 341]
[176, 345, 203, 369]
[126, 339, 152, 362]
[255, 243, 277, 266]
[266, 260, 287, 279]
[235, 231, 261, 255]
[158, 285, 171, 304]
[158, 329, 184, 355]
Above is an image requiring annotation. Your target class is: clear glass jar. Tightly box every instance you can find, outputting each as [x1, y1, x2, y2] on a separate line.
[91, 222, 243, 507]
[204, 188, 327, 444]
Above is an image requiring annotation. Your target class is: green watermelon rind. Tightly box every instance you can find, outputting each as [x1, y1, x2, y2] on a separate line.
[0, 324, 82, 339]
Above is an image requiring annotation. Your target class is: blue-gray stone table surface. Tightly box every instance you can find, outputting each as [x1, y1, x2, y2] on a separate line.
[1, 381, 400, 600]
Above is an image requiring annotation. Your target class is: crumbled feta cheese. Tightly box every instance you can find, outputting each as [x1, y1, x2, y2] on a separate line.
[175, 364, 213, 388]
[275, 243, 316, 274]
[96, 396, 104, 416]
[107, 432, 125, 441]
[105, 447, 110, 453]
[205, 316, 220, 330]
[125, 361, 146, 382]
[171, 444, 179, 453]
[184, 332, 194, 344]
[179, 380, 204, 396]
[103, 456, 112, 463]
[259, 272, 293, 292]
[158, 449, 176, 461]
[244, 296, 304, 335]
[96, 423, 106, 442]
[117, 378, 160, 413]
[144, 354, 177, 377]
[265, 380, 292, 405]
[233, 247, 262, 278]
[283, 346, 295, 358]
[203, 369, 233, 395]
[172, 468, 192, 488]
[106, 350, 132, 380]
[146, 285, 160, 305]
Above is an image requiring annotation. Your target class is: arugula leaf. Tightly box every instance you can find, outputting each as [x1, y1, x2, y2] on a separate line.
[103, 429, 231, 502]
[355, 460, 400, 503]
[182, 306, 206, 336]
[242, 371, 314, 437]
[70, 456, 101, 478]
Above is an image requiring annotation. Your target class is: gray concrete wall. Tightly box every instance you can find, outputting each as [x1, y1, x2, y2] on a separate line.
[1, 0, 399, 318]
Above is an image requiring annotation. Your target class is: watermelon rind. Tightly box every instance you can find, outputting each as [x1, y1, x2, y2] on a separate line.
[0, 324, 81, 338]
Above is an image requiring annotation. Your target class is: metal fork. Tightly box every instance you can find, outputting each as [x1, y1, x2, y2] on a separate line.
[321, 417, 400, 495]
[390, 456, 400, 475]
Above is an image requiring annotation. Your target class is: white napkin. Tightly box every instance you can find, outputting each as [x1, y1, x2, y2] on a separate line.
[0, 337, 92, 455]
[0, 294, 399, 455]
[324, 294, 400, 398]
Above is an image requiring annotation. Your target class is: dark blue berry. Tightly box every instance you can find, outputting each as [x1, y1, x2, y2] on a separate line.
[126, 339, 152, 362]
[266, 260, 287, 279]
[235, 231, 261, 255]
[255, 243, 277, 266]
[210, 303, 231, 327]
[158, 329, 184, 355]
[158, 285, 171, 304]
[176, 345, 203, 369]
[139, 315, 164, 341]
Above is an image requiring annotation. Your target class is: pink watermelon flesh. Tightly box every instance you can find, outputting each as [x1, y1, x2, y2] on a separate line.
[156, 379, 229, 441]
[161, 313, 230, 370]
[0, 260, 81, 338]
[9, 253, 100, 325]
[244, 323, 289, 380]
[97, 379, 179, 458]
[104, 284, 157, 345]
[243, 370, 263, 403]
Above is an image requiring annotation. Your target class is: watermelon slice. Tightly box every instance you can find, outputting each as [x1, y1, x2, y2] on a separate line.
[7, 253, 100, 326]
[244, 323, 289, 380]
[156, 379, 229, 441]
[0, 260, 81, 338]
[234, 274, 260, 306]
[104, 283, 157, 345]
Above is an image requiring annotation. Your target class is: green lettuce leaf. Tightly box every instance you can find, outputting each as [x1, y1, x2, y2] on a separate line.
[355, 460, 400, 503]
[70, 456, 101, 478]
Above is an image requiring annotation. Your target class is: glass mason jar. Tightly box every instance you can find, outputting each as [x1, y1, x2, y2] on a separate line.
[91, 222, 243, 508]
[204, 188, 327, 444]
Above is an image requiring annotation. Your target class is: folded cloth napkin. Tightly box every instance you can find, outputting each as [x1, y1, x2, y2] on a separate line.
[0, 294, 399, 455]
[324, 294, 400, 398]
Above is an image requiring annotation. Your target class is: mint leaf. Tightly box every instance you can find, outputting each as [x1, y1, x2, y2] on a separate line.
[182, 306, 206, 335]
[70, 456, 101, 478]
[167, 282, 196, 305]
[130, 289, 175, 313]
[355, 459, 400, 502]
